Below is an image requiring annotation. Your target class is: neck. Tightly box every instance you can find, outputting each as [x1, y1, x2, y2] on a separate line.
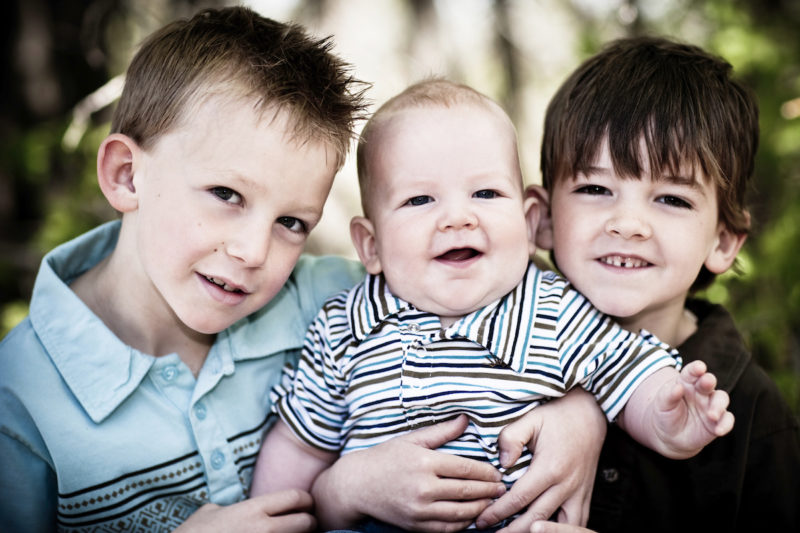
[71, 241, 214, 377]
[613, 298, 696, 347]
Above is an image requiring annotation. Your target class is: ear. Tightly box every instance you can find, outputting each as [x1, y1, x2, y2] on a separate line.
[350, 216, 383, 274]
[704, 215, 749, 274]
[97, 133, 141, 213]
[525, 185, 554, 252]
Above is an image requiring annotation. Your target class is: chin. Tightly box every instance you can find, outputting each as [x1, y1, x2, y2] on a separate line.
[183, 314, 240, 336]
[586, 299, 643, 320]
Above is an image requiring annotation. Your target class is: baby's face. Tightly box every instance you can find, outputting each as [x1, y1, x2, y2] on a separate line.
[361, 103, 534, 326]
[548, 136, 724, 330]
[131, 94, 336, 334]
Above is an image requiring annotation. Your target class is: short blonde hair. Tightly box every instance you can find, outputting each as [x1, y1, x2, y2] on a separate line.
[112, 6, 368, 168]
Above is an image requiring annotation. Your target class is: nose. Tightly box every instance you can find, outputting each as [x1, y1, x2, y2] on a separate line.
[225, 223, 271, 267]
[437, 199, 479, 231]
[604, 210, 652, 240]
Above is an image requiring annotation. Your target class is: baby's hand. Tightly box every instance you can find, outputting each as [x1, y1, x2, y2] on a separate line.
[655, 360, 734, 457]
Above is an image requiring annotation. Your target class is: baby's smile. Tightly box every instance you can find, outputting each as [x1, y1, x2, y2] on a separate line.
[435, 247, 482, 262]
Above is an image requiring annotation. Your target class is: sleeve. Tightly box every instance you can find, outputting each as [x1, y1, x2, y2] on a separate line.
[271, 296, 351, 453]
[0, 406, 58, 533]
[556, 286, 680, 421]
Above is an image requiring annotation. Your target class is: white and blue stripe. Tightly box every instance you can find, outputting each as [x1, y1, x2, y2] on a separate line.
[274, 262, 679, 486]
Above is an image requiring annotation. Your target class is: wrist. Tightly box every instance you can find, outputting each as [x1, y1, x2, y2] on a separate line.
[311, 457, 364, 529]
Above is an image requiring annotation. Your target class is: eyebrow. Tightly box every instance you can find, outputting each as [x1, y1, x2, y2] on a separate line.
[580, 166, 707, 195]
[653, 173, 707, 195]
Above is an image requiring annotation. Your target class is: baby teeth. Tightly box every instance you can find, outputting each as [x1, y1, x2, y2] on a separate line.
[601, 255, 647, 268]
[206, 276, 238, 292]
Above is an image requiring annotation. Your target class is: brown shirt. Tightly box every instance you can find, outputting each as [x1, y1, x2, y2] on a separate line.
[588, 299, 800, 532]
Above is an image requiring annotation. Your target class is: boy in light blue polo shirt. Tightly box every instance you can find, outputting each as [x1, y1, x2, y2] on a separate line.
[0, 7, 367, 532]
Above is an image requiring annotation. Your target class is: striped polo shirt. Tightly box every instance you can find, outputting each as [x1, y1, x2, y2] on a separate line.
[274, 262, 679, 484]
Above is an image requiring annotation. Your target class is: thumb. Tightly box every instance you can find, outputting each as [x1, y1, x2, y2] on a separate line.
[402, 414, 468, 449]
[497, 411, 541, 468]
[656, 379, 685, 413]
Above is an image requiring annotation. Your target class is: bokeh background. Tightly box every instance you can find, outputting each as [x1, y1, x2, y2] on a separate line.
[1, 0, 798, 411]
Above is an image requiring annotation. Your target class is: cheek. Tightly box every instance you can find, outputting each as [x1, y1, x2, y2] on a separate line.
[377, 219, 420, 259]
[254, 244, 305, 305]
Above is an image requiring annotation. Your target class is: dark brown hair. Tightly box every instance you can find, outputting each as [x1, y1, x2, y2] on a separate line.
[541, 36, 758, 289]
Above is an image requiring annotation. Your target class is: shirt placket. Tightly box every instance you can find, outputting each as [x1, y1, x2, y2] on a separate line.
[151, 352, 245, 504]
[399, 321, 436, 428]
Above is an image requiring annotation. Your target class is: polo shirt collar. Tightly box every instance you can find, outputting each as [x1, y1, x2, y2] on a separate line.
[348, 274, 410, 340]
[348, 265, 540, 374]
[29, 222, 154, 423]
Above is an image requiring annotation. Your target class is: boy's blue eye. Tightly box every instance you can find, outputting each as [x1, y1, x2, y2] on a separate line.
[658, 195, 692, 209]
[277, 216, 308, 234]
[405, 195, 433, 206]
[211, 186, 243, 205]
[474, 189, 498, 199]
[575, 184, 610, 196]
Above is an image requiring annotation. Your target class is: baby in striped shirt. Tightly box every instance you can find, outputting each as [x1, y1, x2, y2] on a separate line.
[251, 79, 734, 530]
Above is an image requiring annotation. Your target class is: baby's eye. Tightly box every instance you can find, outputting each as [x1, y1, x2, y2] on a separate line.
[657, 195, 693, 209]
[277, 216, 308, 234]
[211, 186, 243, 205]
[405, 195, 433, 206]
[574, 184, 610, 196]
[473, 189, 499, 199]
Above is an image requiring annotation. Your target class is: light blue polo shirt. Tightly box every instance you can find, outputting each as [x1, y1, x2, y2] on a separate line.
[0, 221, 363, 533]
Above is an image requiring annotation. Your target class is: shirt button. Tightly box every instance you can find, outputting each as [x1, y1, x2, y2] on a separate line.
[601, 468, 619, 483]
[194, 403, 207, 420]
[408, 323, 420, 333]
[210, 450, 226, 470]
[161, 365, 178, 382]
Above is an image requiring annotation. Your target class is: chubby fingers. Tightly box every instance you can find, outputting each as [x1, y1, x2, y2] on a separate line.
[707, 389, 735, 436]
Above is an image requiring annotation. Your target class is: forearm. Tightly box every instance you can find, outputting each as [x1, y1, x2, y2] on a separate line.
[615, 367, 682, 457]
[310, 454, 364, 530]
[250, 420, 337, 496]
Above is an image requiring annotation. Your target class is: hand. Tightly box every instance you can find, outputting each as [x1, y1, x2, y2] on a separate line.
[174, 490, 315, 533]
[653, 360, 734, 458]
[475, 390, 606, 531]
[312, 415, 507, 532]
[530, 521, 598, 533]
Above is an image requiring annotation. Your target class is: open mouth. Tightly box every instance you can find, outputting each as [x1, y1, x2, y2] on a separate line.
[203, 275, 245, 293]
[436, 248, 481, 262]
[598, 255, 650, 269]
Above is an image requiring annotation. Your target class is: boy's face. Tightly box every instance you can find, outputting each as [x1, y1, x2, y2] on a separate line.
[354, 103, 536, 326]
[546, 137, 729, 329]
[131, 95, 337, 334]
